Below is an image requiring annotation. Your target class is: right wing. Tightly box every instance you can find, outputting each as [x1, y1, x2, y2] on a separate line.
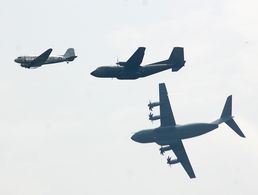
[124, 47, 145, 69]
[170, 140, 196, 179]
[29, 48, 52, 67]
[159, 83, 176, 127]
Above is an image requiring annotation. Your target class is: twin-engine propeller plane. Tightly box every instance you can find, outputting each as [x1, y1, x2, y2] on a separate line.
[15, 48, 77, 69]
[131, 83, 245, 178]
[91, 47, 185, 80]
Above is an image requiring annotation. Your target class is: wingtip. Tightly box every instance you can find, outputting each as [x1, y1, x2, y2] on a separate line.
[138, 47, 146, 50]
[174, 46, 184, 49]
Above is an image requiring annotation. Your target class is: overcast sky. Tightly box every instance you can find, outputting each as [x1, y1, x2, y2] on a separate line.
[0, 0, 258, 194]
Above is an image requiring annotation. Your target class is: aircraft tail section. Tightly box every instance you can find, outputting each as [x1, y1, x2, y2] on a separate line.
[213, 95, 245, 138]
[168, 47, 185, 72]
[149, 47, 185, 71]
[63, 48, 77, 61]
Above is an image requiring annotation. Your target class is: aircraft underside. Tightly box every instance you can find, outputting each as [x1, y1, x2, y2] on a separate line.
[116, 65, 171, 79]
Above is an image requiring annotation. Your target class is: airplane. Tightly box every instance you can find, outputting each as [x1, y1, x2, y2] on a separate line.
[14, 48, 77, 68]
[90, 47, 185, 79]
[131, 83, 245, 178]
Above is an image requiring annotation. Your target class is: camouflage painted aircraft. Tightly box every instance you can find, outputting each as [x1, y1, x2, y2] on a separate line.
[15, 48, 77, 68]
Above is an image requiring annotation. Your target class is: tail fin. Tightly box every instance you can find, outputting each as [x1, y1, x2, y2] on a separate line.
[220, 95, 232, 119]
[168, 47, 185, 72]
[213, 95, 245, 138]
[63, 48, 77, 61]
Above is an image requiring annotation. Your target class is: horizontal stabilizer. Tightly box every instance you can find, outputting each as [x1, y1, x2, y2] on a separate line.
[225, 119, 245, 138]
[213, 95, 245, 138]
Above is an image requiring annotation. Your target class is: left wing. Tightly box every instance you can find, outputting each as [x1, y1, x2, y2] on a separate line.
[29, 48, 52, 67]
[118, 47, 145, 69]
[170, 140, 196, 178]
[159, 83, 176, 127]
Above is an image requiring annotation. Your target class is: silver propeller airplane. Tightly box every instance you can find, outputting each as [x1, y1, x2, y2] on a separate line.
[131, 83, 245, 178]
[15, 48, 77, 68]
[91, 47, 185, 79]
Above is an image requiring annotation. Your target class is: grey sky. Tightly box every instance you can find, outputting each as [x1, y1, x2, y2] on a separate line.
[0, 0, 258, 194]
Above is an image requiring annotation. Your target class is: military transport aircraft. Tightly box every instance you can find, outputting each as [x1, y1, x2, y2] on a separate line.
[91, 47, 185, 79]
[131, 83, 245, 178]
[14, 48, 77, 68]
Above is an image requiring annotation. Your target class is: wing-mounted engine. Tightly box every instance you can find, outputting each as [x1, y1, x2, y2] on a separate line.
[116, 47, 145, 69]
[148, 101, 160, 111]
[21, 64, 29, 68]
[167, 156, 179, 166]
[159, 146, 171, 155]
[21, 64, 39, 69]
[149, 113, 161, 121]
[116, 61, 127, 67]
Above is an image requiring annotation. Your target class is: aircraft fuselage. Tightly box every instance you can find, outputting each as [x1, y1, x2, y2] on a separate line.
[14, 56, 76, 68]
[90, 64, 172, 80]
[131, 123, 218, 146]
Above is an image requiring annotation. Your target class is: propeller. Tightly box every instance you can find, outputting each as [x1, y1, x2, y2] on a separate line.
[167, 156, 172, 167]
[116, 57, 120, 65]
[149, 112, 154, 124]
[148, 100, 153, 111]
[160, 147, 165, 155]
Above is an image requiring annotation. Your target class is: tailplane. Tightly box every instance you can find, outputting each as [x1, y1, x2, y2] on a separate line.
[63, 48, 77, 61]
[213, 95, 245, 137]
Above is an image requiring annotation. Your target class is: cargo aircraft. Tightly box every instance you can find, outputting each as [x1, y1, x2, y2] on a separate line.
[131, 83, 245, 178]
[91, 47, 185, 79]
[15, 48, 77, 68]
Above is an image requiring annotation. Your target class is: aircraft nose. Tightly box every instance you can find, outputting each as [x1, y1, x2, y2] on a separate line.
[131, 133, 139, 142]
[14, 58, 18, 63]
[90, 70, 97, 77]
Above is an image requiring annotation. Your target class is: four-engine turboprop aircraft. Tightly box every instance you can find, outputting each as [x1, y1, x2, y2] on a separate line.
[91, 47, 185, 79]
[131, 83, 245, 178]
[14, 48, 77, 68]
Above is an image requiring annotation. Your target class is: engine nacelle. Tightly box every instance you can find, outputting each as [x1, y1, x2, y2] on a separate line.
[21, 64, 29, 68]
[149, 113, 161, 121]
[116, 61, 127, 66]
[167, 156, 179, 165]
[148, 101, 160, 111]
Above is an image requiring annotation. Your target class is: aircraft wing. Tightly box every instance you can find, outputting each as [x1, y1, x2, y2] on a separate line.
[29, 48, 52, 67]
[159, 83, 176, 126]
[125, 47, 145, 68]
[170, 140, 196, 179]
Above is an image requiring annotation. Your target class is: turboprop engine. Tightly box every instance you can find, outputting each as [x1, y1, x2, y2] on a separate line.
[148, 101, 160, 111]
[167, 156, 179, 165]
[159, 146, 171, 155]
[149, 113, 161, 121]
